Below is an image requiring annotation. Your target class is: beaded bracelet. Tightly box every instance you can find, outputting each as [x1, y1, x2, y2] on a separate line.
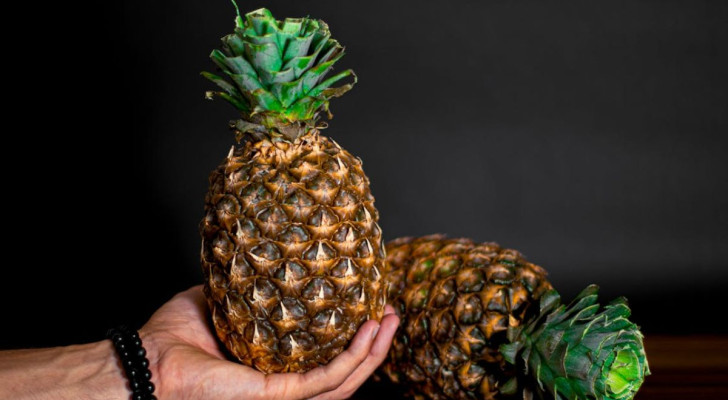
[107, 326, 157, 400]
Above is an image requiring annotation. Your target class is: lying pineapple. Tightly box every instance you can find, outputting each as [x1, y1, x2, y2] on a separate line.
[382, 235, 649, 400]
[200, 7, 386, 373]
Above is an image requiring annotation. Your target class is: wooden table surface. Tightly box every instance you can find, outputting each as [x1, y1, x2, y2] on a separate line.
[353, 335, 728, 399]
[635, 335, 728, 399]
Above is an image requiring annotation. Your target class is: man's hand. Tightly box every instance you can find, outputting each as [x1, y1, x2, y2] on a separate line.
[140, 285, 400, 400]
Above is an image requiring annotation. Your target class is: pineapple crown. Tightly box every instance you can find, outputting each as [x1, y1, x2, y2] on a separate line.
[203, 3, 356, 140]
[500, 285, 650, 400]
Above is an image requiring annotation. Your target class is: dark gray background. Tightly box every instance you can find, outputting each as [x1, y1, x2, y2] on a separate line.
[3, 0, 726, 348]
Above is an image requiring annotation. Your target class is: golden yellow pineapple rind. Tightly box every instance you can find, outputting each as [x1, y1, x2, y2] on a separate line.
[201, 131, 386, 373]
[383, 235, 553, 399]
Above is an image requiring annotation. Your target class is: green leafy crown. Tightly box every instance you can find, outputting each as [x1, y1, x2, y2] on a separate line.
[500, 285, 650, 400]
[203, 5, 356, 137]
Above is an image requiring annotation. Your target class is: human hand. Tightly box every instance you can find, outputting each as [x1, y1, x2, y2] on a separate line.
[140, 285, 399, 400]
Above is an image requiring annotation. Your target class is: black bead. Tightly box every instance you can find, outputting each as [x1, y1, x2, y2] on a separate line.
[107, 326, 155, 399]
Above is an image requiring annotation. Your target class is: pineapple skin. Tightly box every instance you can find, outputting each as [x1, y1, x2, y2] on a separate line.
[382, 235, 553, 399]
[200, 131, 386, 373]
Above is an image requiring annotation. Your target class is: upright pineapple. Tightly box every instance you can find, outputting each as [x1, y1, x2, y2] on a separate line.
[199, 7, 386, 373]
[382, 235, 648, 400]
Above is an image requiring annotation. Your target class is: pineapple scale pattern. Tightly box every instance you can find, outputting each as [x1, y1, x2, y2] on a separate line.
[383, 236, 553, 400]
[201, 132, 386, 373]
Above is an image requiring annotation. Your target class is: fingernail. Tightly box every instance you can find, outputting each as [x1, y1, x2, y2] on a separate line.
[371, 324, 380, 340]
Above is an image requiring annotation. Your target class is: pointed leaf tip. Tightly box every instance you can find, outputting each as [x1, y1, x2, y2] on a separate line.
[230, 0, 243, 28]
[540, 289, 561, 313]
[201, 71, 238, 95]
[577, 284, 600, 299]
[608, 296, 630, 307]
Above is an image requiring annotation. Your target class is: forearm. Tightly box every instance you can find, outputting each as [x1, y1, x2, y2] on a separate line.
[0, 340, 129, 400]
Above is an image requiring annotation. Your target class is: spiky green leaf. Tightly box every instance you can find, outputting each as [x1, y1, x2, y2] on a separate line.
[201, 71, 237, 96]
[309, 69, 356, 97]
[203, 7, 355, 136]
[504, 285, 649, 400]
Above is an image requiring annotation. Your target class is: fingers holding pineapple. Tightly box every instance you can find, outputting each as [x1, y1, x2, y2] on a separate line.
[255, 309, 398, 400]
[140, 286, 398, 400]
[306, 304, 399, 400]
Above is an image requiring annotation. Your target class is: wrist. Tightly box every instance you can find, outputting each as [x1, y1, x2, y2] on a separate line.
[138, 328, 164, 399]
[107, 326, 159, 400]
[85, 340, 134, 400]
[0, 340, 129, 400]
